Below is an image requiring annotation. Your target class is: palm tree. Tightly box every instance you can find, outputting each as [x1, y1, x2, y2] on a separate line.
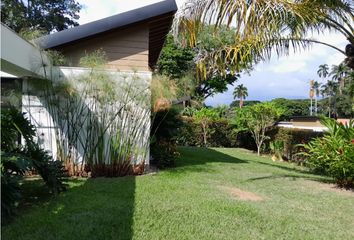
[309, 80, 315, 116]
[330, 63, 350, 94]
[317, 64, 329, 80]
[174, 0, 354, 77]
[313, 81, 321, 115]
[321, 80, 338, 117]
[233, 84, 248, 108]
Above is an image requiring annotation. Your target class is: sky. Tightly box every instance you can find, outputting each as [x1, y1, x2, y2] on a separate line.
[77, 0, 348, 106]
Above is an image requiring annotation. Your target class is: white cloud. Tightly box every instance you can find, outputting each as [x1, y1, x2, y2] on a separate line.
[270, 61, 307, 73]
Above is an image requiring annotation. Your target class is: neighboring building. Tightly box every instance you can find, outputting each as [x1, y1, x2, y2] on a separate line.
[276, 116, 351, 132]
[277, 116, 327, 132]
[1, 0, 177, 171]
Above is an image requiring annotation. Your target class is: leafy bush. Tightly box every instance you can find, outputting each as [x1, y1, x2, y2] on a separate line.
[301, 118, 354, 188]
[1, 107, 68, 221]
[151, 107, 183, 168]
[24, 146, 67, 194]
[194, 108, 220, 146]
[269, 140, 284, 161]
[176, 117, 237, 147]
[150, 140, 179, 168]
[1, 154, 30, 221]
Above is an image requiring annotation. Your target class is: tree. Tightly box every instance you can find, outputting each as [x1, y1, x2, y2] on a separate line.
[330, 63, 350, 94]
[309, 80, 315, 116]
[313, 81, 321, 115]
[230, 100, 260, 108]
[321, 80, 338, 117]
[235, 102, 284, 156]
[194, 108, 219, 147]
[157, 30, 242, 100]
[1, 0, 81, 33]
[270, 98, 310, 120]
[316, 62, 354, 118]
[156, 35, 195, 80]
[174, 0, 354, 77]
[317, 64, 329, 79]
[233, 84, 248, 108]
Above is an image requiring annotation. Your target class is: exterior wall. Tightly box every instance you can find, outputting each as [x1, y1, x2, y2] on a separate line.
[1, 23, 51, 78]
[56, 23, 149, 71]
[292, 120, 323, 128]
[2, 22, 154, 170]
[277, 121, 327, 132]
[22, 67, 152, 167]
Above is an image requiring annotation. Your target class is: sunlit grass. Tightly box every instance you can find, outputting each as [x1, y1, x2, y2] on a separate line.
[2, 147, 354, 240]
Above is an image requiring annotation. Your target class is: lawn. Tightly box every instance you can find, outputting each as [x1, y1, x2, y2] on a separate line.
[2, 147, 354, 240]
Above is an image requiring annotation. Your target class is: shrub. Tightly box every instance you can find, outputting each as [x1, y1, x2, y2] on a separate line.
[208, 120, 237, 147]
[269, 140, 284, 161]
[1, 153, 31, 221]
[151, 107, 183, 168]
[193, 108, 220, 147]
[150, 140, 179, 168]
[301, 118, 354, 188]
[1, 107, 68, 221]
[176, 117, 237, 147]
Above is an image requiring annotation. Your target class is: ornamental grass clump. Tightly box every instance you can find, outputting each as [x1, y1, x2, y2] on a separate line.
[301, 118, 354, 188]
[30, 50, 150, 177]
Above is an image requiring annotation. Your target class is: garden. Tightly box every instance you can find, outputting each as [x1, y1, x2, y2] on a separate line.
[1, 0, 354, 239]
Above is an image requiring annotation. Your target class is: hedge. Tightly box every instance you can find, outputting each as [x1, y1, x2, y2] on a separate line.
[176, 117, 238, 147]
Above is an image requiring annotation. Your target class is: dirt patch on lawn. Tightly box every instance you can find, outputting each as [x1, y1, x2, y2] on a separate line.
[218, 186, 264, 201]
[304, 180, 354, 197]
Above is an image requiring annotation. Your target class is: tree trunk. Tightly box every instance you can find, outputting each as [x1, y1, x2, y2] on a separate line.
[328, 96, 331, 117]
[257, 144, 261, 156]
[202, 123, 207, 147]
[239, 98, 243, 108]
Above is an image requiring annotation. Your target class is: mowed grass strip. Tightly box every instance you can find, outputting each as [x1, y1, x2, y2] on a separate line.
[2, 147, 354, 240]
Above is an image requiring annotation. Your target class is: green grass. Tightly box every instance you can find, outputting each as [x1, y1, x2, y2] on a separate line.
[2, 147, 354, 240]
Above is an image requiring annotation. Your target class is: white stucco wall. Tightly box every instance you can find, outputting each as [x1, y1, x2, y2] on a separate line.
[22, 67, 152, 169]
[1, 23, 51, 78]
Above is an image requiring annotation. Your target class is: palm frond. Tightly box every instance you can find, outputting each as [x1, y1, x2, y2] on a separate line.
[173, 0, 354, 78]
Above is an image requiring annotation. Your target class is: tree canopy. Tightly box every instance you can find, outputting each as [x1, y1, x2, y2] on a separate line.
[156, 35, 195, 80]
[234, 102, 284, 156]
[157, 27, 245, 100]
[1, 0, 81, 33]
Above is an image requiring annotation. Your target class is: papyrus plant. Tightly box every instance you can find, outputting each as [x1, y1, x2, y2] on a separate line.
[28, 50, 150, 176]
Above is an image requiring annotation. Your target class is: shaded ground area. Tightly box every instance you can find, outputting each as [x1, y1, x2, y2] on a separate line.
[2, 147, 354, 240]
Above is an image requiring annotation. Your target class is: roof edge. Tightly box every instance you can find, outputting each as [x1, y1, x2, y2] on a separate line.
[36, 0, 177, 49]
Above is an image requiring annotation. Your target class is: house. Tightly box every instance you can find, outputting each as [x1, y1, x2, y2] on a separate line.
[36, 0, 177, 72]
[1, 0, 178, 173]
[276, 116, 327, 132]
[276, 116, 351, 132]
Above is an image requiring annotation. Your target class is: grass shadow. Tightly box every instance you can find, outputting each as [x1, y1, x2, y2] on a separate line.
[250, 159, 315, 176]
[246, 174, 334, 184]
[2, 177, 136, 240]
[173, 147, 248, 171]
